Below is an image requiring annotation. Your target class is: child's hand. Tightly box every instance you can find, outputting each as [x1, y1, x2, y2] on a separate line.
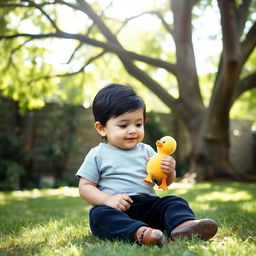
[160, 156, 176, 176]
[106, 193, 133, 211]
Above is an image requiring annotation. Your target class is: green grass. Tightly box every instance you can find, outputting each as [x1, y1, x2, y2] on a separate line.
[0, 182, 255, 256]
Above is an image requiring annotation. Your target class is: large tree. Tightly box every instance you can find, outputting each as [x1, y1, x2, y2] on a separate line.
[0, 0, 255, 180]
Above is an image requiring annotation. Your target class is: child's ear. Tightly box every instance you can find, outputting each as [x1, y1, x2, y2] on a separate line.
[94, 121, 107, 137]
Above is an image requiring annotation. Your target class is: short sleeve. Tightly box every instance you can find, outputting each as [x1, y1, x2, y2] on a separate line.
[76, 147, 100, 184]
[145, 144, 156, 158]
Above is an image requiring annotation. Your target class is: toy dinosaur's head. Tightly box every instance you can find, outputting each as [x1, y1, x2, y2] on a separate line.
[156, 136, 177, 155]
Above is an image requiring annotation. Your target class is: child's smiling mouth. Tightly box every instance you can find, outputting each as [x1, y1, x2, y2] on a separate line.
[125, 137, 137, 141]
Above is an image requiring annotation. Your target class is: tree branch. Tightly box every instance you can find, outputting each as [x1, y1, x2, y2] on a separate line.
[1, 0, 61, 32]
[171, 0, 203, 106]
[240, 21, 256, 64]
[118, 11, 173, 36]
[233, 71, 256, 101]
[4, 39, 33, 72]
[214, 0, 253, 98]
[207, 0, 241, 139]
[24, 0, 60, 31]
[236, 0, 252, 39]
[28, 50, 107, 83]
[0, 32, 177, 74]
[66, 42, 83, 64]
[217, 0, 240, 64]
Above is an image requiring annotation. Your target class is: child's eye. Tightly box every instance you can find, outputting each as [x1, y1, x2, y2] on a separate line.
[136, 123, 143, 127]
[119, 124, 127, 128]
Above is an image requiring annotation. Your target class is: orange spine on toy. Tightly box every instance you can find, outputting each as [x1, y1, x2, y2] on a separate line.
[143, 136, 177, 190]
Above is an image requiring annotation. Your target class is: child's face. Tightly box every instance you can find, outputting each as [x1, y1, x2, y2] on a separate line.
[98, 108, 145, 150]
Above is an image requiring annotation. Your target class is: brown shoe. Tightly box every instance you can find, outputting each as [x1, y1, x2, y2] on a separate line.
[135, 226, 168, 247]
[171, 219, 218, 241]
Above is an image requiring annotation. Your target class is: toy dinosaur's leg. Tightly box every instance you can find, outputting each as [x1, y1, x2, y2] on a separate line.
[143, 175, 153, 184]
[159, 179, 168, 190]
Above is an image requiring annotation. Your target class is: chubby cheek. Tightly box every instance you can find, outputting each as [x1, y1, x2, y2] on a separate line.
[111, 131, 125, 141]
[139, 130, 145, 141]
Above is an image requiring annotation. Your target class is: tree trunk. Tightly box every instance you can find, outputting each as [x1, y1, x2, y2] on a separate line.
[190, 116, 235, 181]
[171, 0, 242, 181]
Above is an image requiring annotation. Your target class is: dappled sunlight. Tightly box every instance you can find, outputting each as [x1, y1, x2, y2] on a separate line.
[14, 187, 79, 198]
[158, 182, 255, 200]
[213, 236, 255, 252]
[174, 182, 212, 189]
[196, 190, 253, 202]
[156, 182, 194, 196]
[0, 187, 79, 202]
[191, 236, 256, 255]
[171, 182, 195, 189]
[39, 245, 84, 256]
[0, 187, 80, 208]
[0, 219, 90, 250]
[239, 202, 256, 212]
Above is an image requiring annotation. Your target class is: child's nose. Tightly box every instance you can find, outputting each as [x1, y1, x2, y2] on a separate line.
[128, 126, 137, 133]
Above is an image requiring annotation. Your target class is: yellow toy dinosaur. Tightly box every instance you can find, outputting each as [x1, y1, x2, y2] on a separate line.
[144, 136, 177, 190]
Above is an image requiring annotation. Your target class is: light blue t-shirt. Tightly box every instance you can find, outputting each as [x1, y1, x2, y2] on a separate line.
[76, 143, 157, 196]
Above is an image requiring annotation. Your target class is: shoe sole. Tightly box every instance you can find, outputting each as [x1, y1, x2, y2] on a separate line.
[171, 219, 218, 241]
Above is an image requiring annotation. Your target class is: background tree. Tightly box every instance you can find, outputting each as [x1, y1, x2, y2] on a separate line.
[0, 0, 255, 180]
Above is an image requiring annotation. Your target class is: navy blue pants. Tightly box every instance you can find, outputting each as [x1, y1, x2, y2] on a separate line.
[89, 195, 196, 243]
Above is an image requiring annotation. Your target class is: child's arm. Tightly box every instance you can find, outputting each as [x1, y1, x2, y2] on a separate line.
[78, 177, 133, 211]
[160, 156, 176, 186]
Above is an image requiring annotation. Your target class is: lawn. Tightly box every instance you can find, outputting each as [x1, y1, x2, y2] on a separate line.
[0, 182, 255, 256]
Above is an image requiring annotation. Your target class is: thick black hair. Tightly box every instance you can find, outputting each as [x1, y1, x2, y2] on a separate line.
[92, 83, 146, 126]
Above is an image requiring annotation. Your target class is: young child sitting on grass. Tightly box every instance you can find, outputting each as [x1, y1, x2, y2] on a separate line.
[76, 83, 218, 246]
